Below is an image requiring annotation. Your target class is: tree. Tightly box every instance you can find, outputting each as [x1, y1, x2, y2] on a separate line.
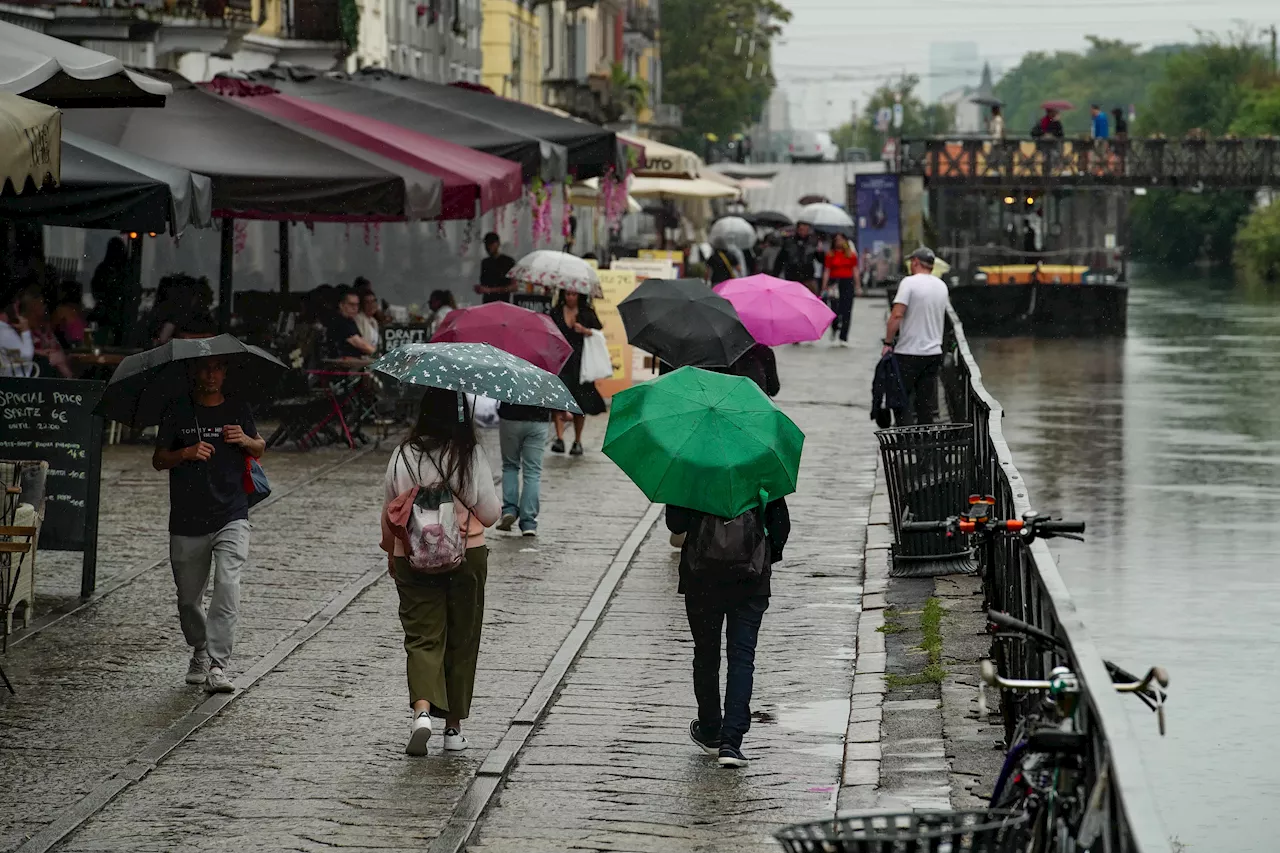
[993, 38, 1174, 137]
[662, 0, 791, 149]
[1235, 200, 1280, 284]
[828, 75, 953, 157]
[1140, 33, 1271, 135]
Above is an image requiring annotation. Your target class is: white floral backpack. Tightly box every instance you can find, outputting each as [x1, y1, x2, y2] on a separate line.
[391, 448, 470, 573]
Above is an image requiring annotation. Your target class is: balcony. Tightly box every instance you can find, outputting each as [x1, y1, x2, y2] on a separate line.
[542, 71, 621, 125]
[623, 2, 657, 42]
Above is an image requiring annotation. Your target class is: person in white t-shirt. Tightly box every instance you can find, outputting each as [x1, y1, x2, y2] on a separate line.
[883, 247, 949, 424]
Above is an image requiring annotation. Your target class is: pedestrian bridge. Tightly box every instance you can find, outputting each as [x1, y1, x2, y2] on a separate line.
[894, 137, 1280, 188]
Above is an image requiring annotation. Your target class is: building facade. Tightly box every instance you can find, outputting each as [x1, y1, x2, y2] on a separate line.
[385, 0, 483, 82]
[0, 0, 351, 81]
[480, 0, 539, 101]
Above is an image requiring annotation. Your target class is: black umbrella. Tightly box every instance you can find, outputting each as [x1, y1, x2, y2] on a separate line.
[93, 335, 287, 428]
[746, 210, 793, 228]
[618, 278, 755, 369]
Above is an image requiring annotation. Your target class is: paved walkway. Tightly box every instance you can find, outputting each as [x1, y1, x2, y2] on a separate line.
[1, 304, 892, 853]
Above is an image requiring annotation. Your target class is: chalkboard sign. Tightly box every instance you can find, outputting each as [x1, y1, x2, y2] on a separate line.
[380, 324, 432, 353]
[0, 378, 105, 580]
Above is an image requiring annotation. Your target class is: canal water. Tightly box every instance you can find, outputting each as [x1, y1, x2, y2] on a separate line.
[971, 270, 1280, 853]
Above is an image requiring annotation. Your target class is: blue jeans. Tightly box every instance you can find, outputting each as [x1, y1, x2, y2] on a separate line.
[684, 591, 769, 749]
[499, 419, 549, 531]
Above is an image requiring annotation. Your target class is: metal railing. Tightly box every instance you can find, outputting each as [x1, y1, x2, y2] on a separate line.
[940, 304, 1172, 853]
[897, 136, 1280, 188]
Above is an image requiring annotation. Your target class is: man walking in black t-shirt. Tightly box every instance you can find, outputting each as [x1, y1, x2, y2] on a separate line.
[476, 232, 517, 304]
[153, 356, 265, 693]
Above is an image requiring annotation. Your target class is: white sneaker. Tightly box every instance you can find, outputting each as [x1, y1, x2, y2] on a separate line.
[205, 666, 234, 694]
[185, 652, 210, 685]
[406, 711, 433, 755]
[443, 727, 468, 751]
[521, 528, 537, 538]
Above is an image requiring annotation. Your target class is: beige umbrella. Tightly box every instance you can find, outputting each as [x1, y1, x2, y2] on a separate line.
[628, 176, 741, 200]
[0, 91, 59, 194]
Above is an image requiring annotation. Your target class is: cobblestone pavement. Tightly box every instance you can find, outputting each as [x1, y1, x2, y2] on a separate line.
[1, 303, 889, 852]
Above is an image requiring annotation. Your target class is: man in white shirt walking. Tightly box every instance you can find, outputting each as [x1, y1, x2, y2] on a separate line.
[883, 247, 949, 425]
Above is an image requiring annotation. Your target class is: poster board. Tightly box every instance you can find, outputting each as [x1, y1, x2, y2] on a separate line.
[0, 378, 105, 596]
[855, 173, 902, 284]
[593, 269, 639, 398]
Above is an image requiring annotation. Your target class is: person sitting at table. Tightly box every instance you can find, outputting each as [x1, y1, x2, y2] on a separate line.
[327, 286, 376, 359]
[51, 279, 87, 349]
[354, 282, 381, 350]
[18, 282, 73, 377]
[152, 275, 208, 344]
[0, 283, 35, 377]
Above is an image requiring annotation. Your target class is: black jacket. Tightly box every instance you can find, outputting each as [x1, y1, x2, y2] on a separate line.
[665, 498, 790, 599]
[771, 235, 816, 283]
[870, 353, 907, 428]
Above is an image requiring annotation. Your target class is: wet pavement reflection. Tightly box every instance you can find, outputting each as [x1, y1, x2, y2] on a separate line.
[972, 270, 1280, 853]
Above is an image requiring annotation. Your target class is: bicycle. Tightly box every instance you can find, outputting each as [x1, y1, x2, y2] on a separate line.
[979, 654, 1169, 853]
[899, 494, 1086, 545]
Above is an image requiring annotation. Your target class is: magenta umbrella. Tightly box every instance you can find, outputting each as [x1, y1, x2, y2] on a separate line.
[430, 302, 572, 373]
[714, 274, 836, 346]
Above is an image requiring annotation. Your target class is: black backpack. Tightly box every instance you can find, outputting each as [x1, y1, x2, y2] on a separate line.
[688, 508, 769, 582]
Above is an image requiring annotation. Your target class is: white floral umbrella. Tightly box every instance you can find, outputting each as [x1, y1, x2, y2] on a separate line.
[509, 249, 603, 298]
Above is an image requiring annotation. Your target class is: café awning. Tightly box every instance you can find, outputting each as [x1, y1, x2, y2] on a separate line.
[0, 132, 210, 233]
[0, 21, 170, 108]
[628, 176, 741, 200]
[204, 78, 522, 219]
[234, 68, 570, 184]
[0, 92, 60, 194]
[621, 133, 702, 179]
[349, 68, 624, 180]
[62, 71, 441, 221]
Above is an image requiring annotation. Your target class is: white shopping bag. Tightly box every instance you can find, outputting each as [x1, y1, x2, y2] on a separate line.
[579, 330, 615, 383]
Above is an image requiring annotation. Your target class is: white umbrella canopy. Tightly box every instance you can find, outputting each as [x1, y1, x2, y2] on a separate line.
[510, 249, 603, 298]
[0, 92, 59, 193]
[0, 21, 171, 108]
[798, 202, 854, 235]
[709, 216, 757, 250]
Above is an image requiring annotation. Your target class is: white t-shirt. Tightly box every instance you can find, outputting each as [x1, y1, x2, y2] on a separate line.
[892, 273, 949, 356]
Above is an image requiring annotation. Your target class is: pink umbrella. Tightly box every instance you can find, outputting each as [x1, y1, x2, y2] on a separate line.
[431, 302, 572, 373]
[714, 274, 836, 346]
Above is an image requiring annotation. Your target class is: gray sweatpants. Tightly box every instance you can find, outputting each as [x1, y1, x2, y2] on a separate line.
[170, 519, 250, 670]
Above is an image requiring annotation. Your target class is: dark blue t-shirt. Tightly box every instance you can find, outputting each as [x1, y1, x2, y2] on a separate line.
[157, 398, 257, 536]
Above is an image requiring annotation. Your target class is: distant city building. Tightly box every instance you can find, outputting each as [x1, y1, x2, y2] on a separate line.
[928, 41, 979, 103]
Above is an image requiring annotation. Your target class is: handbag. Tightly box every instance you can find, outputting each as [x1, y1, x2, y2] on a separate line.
[243, 456, 271, 507]
[579, 329, 614, 383]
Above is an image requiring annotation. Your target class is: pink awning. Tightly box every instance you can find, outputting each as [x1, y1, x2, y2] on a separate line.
[203, 79, 523, 220]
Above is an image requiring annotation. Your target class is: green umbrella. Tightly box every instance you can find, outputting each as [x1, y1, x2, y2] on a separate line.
[603, 366, 804, 518]
[371, 342, 582, 414]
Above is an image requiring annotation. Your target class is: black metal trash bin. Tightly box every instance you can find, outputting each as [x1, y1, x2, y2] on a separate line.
[876, 423, 975, 576]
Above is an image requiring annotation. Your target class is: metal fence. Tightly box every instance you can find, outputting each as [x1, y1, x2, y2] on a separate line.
[898, 136, 1280, 188]
[940, 305, 1172, 853]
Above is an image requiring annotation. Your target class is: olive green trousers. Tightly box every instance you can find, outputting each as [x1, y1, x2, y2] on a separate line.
[393, 547, 487, 718]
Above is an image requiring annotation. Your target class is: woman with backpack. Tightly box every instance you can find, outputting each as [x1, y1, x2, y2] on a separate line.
[665, 497, 790, 767]
[381, 387, 500, 755]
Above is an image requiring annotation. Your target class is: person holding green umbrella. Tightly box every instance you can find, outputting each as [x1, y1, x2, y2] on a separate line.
[603, 367, 802, 768]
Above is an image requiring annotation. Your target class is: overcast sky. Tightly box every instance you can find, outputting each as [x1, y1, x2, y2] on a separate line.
[772, 0, 1279, 130]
